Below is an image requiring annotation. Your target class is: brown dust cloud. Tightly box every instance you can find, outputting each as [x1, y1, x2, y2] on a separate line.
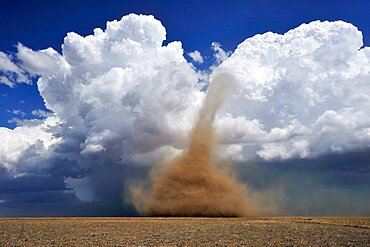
[131, 73, 261, 217]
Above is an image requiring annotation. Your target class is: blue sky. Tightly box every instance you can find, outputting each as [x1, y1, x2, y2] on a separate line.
[0, 0, 370, 217]
[1, 0, 370, 128]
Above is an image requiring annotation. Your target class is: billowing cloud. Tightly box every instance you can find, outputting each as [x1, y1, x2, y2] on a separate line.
[31, 14, 204, 164]
[216, 20, 370, 160]
[0, 14, 205, 208]
[0, 15, 369, 215]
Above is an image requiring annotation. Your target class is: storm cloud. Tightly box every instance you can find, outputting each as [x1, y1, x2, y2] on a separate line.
[0, 14, 369, 216]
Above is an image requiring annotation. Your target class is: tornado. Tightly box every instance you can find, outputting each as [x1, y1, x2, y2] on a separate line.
[131, 73, 260, 217]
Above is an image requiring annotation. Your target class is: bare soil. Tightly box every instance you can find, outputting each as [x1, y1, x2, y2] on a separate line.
[0, 217, 369, 246]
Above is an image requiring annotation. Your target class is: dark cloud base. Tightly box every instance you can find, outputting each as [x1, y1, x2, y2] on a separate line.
[236, 149, 370, 216]
[1, 150, 369, 217]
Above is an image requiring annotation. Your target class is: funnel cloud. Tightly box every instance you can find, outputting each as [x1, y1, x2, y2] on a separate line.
[131, 73, 261, 216]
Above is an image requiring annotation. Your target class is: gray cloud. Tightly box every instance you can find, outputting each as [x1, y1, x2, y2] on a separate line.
[235, 150, 370, 216]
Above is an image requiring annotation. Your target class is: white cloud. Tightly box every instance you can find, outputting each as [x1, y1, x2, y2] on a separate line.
[17, 44, 70, 76]
[188, 50, 204, 63]
[0, 76, 13, 87]
[0, 14, 205, 183]
[32, 109, 52, 118]
[0, 116, 60, 175]
[216, 20, 370, 160]
[211, 42, 231, 65]
[7, 109, 26, 117]
[7, 117, 43, 127]
[0, 51, 30, 87]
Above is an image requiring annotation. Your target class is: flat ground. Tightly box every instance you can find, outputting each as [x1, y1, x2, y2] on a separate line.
[0, 217, 369, 246]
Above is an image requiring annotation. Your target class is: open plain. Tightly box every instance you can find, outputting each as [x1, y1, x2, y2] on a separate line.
[0, 217, 369, 246]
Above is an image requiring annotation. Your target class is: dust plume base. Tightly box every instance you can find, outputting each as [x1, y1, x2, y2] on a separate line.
[130, 73, 261, 217]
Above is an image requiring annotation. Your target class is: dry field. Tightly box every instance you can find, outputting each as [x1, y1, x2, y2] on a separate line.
[0, 217, 369, 246]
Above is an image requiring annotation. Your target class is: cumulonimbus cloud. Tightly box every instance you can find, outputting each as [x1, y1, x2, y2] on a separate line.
[0, 15, 369, 207]
[216, 20, 370, 160]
